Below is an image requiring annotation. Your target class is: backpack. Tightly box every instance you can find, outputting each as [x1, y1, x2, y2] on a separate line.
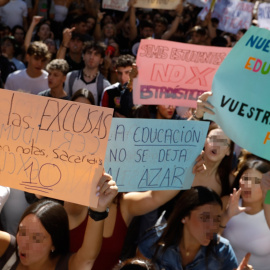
[68, 70, 104, 105]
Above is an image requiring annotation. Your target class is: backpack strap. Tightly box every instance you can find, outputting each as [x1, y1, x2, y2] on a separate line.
[68, 70, 80, 98]
[97, 73, 104, 105]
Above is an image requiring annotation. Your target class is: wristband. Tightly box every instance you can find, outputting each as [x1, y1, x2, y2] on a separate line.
[88, 207, 109, 221]
[192, 112, 203, 121]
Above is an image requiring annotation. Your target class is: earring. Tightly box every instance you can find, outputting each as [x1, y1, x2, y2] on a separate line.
[51, 249, 55, 253]
[182, 219, 185, 223]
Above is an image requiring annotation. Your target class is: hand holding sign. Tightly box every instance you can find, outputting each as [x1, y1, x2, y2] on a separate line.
[205, 26, 270, 161]
[235, 253, 253, 270]
[95, 172, 118, 212]
[194, 91, 214, 119]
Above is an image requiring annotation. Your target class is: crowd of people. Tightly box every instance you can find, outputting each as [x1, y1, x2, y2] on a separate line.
[0, 0, 270, 269]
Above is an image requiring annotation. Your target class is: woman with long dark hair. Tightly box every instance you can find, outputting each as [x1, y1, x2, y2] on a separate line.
[138, 186, 238, 269]
[0, 173, 118, 270]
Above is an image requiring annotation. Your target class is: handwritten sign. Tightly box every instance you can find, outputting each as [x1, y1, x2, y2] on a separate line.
[133, 39, 231, 108]
[134, 0, 179, 10]
[265, 190, 270, 204]
[102, 0, 129, 12]
[204, 26, 270, 161]
[258, 3, 270, 31]
[0, 90, 113, 206]
[198, 0, 254, 34]
[104, 118, 209, 192]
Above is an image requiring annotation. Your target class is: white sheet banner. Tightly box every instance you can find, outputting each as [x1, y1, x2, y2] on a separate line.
[258, 3, 270, 30]
[198, 0, 253, 34]
[134, 0, 180, 10]
[102, 0, 129, 12]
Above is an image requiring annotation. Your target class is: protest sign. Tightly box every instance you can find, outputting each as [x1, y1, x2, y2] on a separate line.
[198, 0, 253, 34]
[102, 0, 129, 12]
[187, 0, 208, 8]
[134, 0, 179, 10]
[133, 39, 231, 108]
[0, 90, 113, 206]
[265, 191, 270, 204]
[104, 118, 209, 192]
[258, 3, 270, 30]
[204, 26, 270, 161]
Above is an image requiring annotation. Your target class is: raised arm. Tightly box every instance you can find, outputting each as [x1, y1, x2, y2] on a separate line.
[93, 10, 105, 41]
[219, 188, 248, 235]
[56, 27, 75, 59]
[188, 91, 215, 120]
[128, 0, 137, 42]
[122, 155, 206, 220]
[24, 15, 43, 51]
[162, 2, 183, 40]
[69, 173, 118, 270]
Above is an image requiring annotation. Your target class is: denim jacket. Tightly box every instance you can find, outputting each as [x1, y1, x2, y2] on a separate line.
[138, 225, 238, 270]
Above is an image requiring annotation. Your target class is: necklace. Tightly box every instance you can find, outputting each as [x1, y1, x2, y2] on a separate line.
[180, 245, 190, 256]
[83, 71, 98, 80]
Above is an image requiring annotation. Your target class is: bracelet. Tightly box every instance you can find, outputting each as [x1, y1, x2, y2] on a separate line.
[61, 43, 68, 49]
[219, 224, 226, 229]
[88, 207, 109, 221]
[192, 112, 203, 121]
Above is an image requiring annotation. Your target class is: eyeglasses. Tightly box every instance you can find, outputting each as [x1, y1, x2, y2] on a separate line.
[206, 136, 230, 147]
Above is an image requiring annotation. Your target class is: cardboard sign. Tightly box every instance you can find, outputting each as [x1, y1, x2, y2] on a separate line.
[204, 26, 270, 161]
[102, 0, 129, 12]
[104, 118, 209, 192]
[133, 39, 231, 108]
[134, 0, 179, 10]
[198, 0, 254, 34]
[0, 90, 113, 206]
[258, 3, 270, 31]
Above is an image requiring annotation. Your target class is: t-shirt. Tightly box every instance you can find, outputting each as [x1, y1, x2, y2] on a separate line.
[223, 200, 270, 270]
[5, 69, 49, 95]
[64, 70, 110, 105]
[38, 89, 70, 100]
[26, 0, 55, 19]
[0, 0, 27, 29]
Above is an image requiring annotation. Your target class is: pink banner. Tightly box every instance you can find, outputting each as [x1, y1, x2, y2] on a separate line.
[133, 39, 231, 108]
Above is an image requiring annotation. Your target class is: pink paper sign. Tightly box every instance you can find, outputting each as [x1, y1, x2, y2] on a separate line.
[133, 39, 231, 108]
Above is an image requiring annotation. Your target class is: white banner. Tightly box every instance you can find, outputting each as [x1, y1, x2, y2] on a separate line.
[258, 3, 270, 30]
[198, 0, 253, 34]
[187, 0, 208, 8]
[134, 0, 180, 10]
[102, 0, 129, 12]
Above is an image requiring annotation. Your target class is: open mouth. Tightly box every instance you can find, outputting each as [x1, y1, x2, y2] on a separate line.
[19, 252, 27, 259]
[242, 190, 251, 197]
